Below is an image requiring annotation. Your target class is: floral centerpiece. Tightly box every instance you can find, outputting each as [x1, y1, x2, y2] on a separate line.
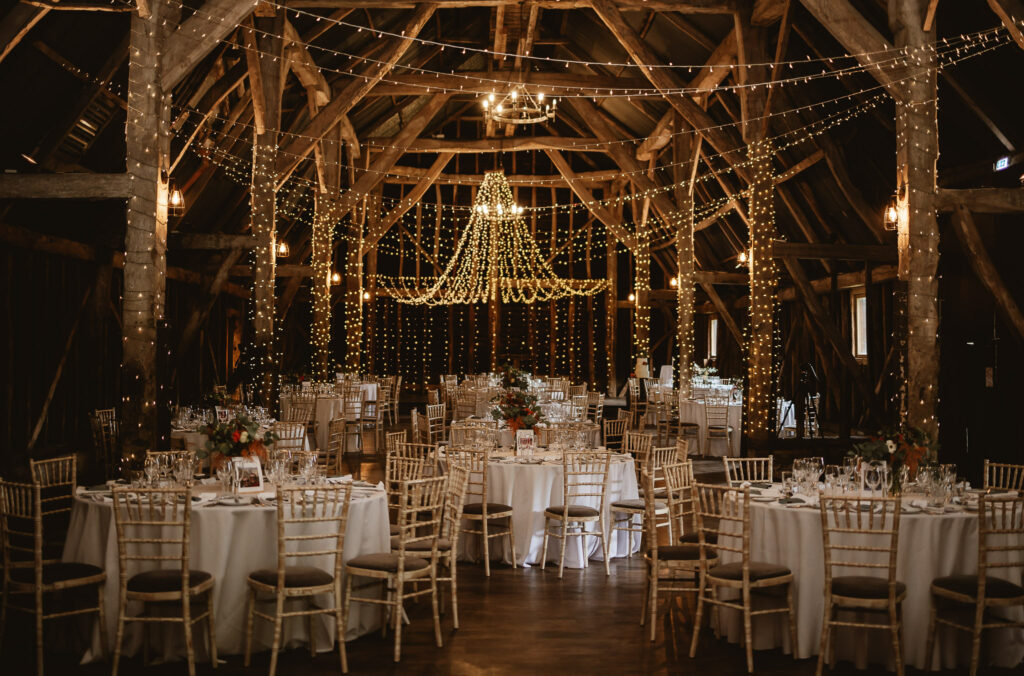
[691, 362, 718, 380]
[497, 363, 529, 390]
[490, 390, 543, 432]
[202, 413, 278, 468]
[851, 424, 935, 493]
[199, 390, 228, 409]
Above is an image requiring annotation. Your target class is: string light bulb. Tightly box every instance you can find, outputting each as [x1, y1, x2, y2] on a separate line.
[331, 270, 342, 285]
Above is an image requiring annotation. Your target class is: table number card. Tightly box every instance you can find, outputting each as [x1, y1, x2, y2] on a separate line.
[516, 429, 536, 457]
[233, 456, 264, 494]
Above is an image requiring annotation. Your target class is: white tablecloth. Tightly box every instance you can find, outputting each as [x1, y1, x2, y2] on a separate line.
[63, 487, 390, 662]
[717, 496, 1024, 671]
[677, 399, 742, 456]
[456, 455, 640, 568]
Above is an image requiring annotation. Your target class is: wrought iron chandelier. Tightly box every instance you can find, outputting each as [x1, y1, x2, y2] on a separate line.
[393, 171, 606, 306]
[482, 86, 557, 126]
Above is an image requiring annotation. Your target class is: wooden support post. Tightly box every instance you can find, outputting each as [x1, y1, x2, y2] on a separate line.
[311, 124, 343, 381]
[122, 1, 173, 451]
[674, 115, 696, 396]
[633, 218, 651, 364]
[366, 245, 378, 374]
[606, 217, 619, 395]
[248, 13, 285, 407]
[738, 12, 776, 442]
[892, 0, 940, 439]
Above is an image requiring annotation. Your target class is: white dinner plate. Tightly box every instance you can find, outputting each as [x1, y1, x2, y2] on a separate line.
[751, 496, 776, 502]
[216, 495, 251, 506]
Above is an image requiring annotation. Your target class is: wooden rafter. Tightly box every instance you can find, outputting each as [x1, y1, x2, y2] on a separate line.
[161, 0, 261, 91]
[365, 151, 454, 249]
[546, 149, 637, 253]
[988, 0, 1024, 51]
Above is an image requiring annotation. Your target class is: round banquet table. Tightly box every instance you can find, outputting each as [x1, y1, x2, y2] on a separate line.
[455, 451, 640, 568]
[63, 484, 390, 663]
[677, 398, 742, 456]
[170, 427, 308, 454]
[715, 491, 1024, 671]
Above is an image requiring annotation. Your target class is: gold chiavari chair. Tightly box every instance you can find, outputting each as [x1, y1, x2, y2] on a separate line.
[568, 383, 587, 399]
[585, 392, 605, 425]
[322, 417, 346, 476]
[273, 421, 306, 454]
[640, 461, 711, 642]
[340, 388, 365, 455]
[91, 408, 119, 479]
[345, 477, 447, 662]
[453, 391, 476, 421]
[0, 479, 107, 676]
[924, 494, 1024, 676]
[386, 430, 407, 457]
[690, 483, 797, 674]
[361, 381, 390, 453]
[392, 465, 470, 630]
[611, 446, 676, 556]
[426, 403, 447, 445]
[817, 494, 904, 676]
[627, 378, 646, 429]
[603, 418, 628, 453]
[282, 400, 315, 451]
[982, 459, 1024, 492]
[704, 397, 734, 455]
[626, 431, 654, 472]
[427, 388, 442, 406]
[244, 484, 353, 676]
[723, 456, 774, 487]
[541, 450, 611, 578]
[675, 438, 691, 462]
[447, 448, 516, 577]
[111, 486, 216, 676]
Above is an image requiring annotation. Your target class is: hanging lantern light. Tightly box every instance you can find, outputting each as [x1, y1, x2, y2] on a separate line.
[884, 197, 899, 231]
[669, 277, 678, 288]
[276, 240, 290, 258]
[168, 185, 184, 216]
[330, 270, 341, 286]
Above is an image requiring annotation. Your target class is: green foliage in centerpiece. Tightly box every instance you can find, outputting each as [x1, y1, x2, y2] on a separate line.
[202, 413, 278, 462]
[851, 424, 935, 491]
[490, 390, 543, 432]
[497, 363, 529, 390]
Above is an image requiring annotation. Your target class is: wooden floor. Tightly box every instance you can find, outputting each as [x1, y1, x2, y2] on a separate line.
[3, 454, 1016, 675]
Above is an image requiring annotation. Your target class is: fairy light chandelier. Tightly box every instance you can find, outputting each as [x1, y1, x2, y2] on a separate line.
[482, 87, 557, 126]
[394, 171, 605, 306]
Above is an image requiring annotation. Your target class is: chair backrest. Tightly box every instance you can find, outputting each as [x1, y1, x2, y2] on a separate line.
[705, 399, 730, 429]
[446, 448, 490, 515]
[427, 388, 442, 406]
[662, 460, 697, 538]
[94, 407, 117, 427]
[389, 443, 438, 482]
[391, 477, 447, 566]
[569, 383, 587, 399]
[693, 483, 750, 573]
[341, 389, 365, 420]
[603, 418, 628, 452]
[625, 431, 653, 462]
[111, 486, 193, 594]
[819, 495, 902, 596]
[30, 454, 76, 489]
[627, 378, 641, 400]
[441, 465, 470, 542]
[272, 484, 352, 589]
[983, 460, 1024, 491]
[645, 446, 678, 494]
[976, 494, 1024, 601]
[723, 456, 774, 486]
[675, 438, 690, 461]
[386, 430, 407, 455]
[585, 392, 604, 423]
[273, 421, 306, 452]
[454, 393, 476, 421]
[283, 401, 314, 424]
[323, 417, 346, 474]
[0, 480, 46, 582]
[561, 451, 610, 514]
[28, 454, 77, 538]
[426, 403, 446, 444]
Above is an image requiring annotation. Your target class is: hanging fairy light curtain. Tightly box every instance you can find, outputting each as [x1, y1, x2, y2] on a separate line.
[393, 171, 606, 306]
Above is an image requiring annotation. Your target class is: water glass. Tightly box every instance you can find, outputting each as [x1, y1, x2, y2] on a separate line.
[864, 462, 883, 495]
[144, 456, 160, 487]
[781, 471, 794, 497]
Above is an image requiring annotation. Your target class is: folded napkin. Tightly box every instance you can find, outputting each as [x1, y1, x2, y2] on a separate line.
[777, 497, 805, 505]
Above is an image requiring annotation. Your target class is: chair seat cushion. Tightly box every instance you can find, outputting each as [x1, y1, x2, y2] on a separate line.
[10, 562, 105, 586]
[932, 575, 1024, 599]
[545, 504, 600, 518]
[347, 553, 430, 573]
[707, 562, 791, 581]
[658, 545, 717, 561]
[390, 536, 452, 552]
[463, 502, 513, 516]
[679, 532, 718, 546]
[248, 566, 333, 588]
[611, 498, 665, 511]
[832, 576, 906, 599]
[677, 422, 700, 430]
[707, 425, 733, 432]
[127, 569, 212, 593]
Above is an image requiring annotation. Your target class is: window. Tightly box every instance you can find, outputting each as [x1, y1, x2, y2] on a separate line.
[851, 289, 868, 358]
[708, 317, 719, 360]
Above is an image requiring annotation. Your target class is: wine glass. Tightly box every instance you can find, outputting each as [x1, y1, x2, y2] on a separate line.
[823, 465, 841, 493]
[144, 455, 160, 487]
[173, 456, 193, 486]
[864, 462, 883, 496]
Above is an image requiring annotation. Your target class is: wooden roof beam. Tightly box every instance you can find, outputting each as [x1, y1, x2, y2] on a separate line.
[162, 0, 261, 91]
[275, 3, 437, 183]
[287, 1, 737, 10]
[935, 187, 1024, 212]
[773, 240, 896, 262]
[988, 0, 1024, 51]
[590, 0, 752, 182]
[0, 2, 51, 65]
[546, 148, 637, 254]
[366, 136, 604, 153]
[365, 152, 454, 249]
[0, 172, 130, 199]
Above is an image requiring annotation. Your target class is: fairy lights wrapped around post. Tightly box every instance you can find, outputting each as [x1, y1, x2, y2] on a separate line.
[310, 193, 337, 381]
[746, 137, 777, 440]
